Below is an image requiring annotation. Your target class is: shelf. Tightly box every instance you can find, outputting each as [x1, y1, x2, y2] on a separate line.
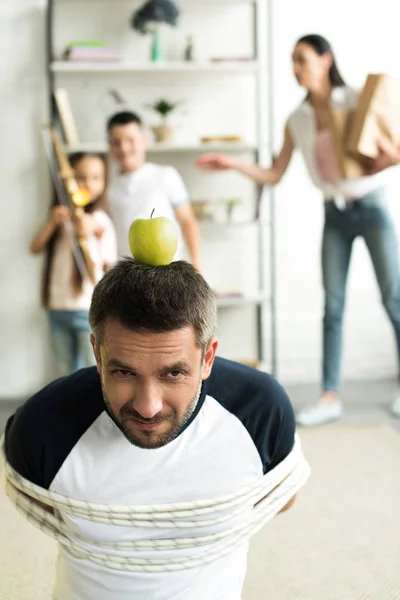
[64, 142, 257, 154]
[215, 293, 269, 308]
[60, 0, 256, 3]
[51, 60, 260, 74]
[198, 220, 257, 227]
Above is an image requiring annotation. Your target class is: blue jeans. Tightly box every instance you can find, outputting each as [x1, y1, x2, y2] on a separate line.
[322, 188, 400, 391]
[48, 310, 95, 376]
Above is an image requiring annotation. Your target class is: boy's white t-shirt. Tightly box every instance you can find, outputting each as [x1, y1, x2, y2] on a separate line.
[108, 163, 189, 259]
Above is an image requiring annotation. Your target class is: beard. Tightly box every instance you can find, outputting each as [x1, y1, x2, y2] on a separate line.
[102, 379, 203, 450]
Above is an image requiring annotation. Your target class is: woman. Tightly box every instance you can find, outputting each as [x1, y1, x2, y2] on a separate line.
[197, 34, 400, 425]
[30, 152, 117, 376]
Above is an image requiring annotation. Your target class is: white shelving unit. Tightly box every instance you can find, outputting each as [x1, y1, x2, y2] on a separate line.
[46, 0, 275, 371]
[51, 60, 260, 73]
[64, 142, 258, 154]
[215, 292, 270, 308]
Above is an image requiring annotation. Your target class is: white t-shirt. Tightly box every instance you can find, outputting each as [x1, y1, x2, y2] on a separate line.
[108, 163, 189, 260]
[5, 359, 297, 600]
[48, 210, 117, 310]
[288, 86, 393, 203]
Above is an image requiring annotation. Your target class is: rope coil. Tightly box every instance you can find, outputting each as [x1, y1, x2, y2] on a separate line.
[1, 434, 310, 572]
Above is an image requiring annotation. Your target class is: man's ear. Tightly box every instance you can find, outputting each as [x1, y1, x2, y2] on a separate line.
[90, 334, 101, 374]
[202, 337, 218, 380]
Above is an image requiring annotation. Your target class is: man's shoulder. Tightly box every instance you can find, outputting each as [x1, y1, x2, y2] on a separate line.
[4, 368, 104, 488]
[13, 367, 102, 416]
[207, 357, 295, 473]
[208, 356, 292, 413]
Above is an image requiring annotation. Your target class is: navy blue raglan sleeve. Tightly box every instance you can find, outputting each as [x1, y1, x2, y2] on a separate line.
[265, 377, 296, 471]
[4, 405, 45, 487]
[206, 357, 296, 474]
[4, 368, 104, 489]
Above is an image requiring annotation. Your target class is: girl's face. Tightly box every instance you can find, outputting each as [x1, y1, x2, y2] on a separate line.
[74, 156, 106, 202]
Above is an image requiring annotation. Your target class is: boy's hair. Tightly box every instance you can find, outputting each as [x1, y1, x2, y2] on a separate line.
[107, 111, 143, 133]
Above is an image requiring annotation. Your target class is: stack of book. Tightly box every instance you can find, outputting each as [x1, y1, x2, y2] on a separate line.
[63, 41, 118, 62]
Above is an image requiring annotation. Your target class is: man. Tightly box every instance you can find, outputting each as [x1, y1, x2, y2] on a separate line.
[3, 260, 309, 600]
[107, 111, 202, 271]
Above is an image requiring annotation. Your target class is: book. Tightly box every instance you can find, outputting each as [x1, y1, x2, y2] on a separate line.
[54, 88, 79, 145]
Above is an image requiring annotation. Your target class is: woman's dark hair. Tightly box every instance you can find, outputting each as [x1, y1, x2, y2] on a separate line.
[297, 34, 345, 87]
[42, 152, 108, 307]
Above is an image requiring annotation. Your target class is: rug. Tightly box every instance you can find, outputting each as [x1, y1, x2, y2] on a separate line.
[1, 424, 400, 599]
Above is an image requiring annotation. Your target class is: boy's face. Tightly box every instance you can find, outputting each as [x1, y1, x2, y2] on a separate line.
[108, 123, 148, 173]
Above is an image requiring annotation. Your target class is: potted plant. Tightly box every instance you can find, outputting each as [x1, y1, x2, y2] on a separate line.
[131, 0, 180, 62]
[146, 98, 182, 143]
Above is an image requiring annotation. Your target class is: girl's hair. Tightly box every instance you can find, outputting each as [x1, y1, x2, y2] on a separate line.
[296, 34, 346, 88]
[42, 152, 108, 307]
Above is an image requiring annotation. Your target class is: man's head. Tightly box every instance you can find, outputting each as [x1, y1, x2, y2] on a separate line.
[89, 259, 218, 449]
[107, 111, 147, 173]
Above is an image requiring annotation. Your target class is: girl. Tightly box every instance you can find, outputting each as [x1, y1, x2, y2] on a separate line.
[30, 152, 117, 376]
[197, 34, 400, 424]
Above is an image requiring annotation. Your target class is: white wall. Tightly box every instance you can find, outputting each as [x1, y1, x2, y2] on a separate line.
[1, 0, 400, 400]
[0, 0, 52, 399]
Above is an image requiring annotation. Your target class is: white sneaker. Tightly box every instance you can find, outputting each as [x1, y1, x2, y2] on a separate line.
[391, 395, 400, 418]
[296, 400, 343, 427]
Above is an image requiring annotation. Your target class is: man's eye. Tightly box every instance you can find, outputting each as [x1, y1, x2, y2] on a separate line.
[167, 371, 183, 379]
[112, 369, 132, 378]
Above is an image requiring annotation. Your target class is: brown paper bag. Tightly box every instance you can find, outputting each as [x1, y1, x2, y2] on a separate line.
[328, 107, 368, 179]
[347, 74, 400, 159]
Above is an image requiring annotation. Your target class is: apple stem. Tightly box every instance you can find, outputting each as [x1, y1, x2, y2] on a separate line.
[151, 208, 155, 219]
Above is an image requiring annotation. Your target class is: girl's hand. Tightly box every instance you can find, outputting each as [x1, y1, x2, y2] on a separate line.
[74, 213, 96, 238]
[50, 206, 70, 227]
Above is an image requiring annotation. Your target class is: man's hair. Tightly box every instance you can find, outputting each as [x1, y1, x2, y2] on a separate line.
[89, 259, 217, 351]
[107, 111, 143, 133]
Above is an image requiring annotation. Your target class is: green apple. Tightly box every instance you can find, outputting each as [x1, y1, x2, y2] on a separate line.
[128, 211, 179, 266]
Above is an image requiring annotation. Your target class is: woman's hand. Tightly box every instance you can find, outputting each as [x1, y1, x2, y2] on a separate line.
[369, 138, 400, 175]
[196, 154, 238, 171]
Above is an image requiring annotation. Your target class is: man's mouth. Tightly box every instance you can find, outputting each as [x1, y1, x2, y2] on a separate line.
[128, 417, 165, 431]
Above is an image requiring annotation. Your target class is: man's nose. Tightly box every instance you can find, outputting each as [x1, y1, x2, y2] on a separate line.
[121, 141, 132, 153]
[133, 381, 163, 419]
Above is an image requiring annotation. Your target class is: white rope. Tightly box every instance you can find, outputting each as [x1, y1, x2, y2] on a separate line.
[1, 434, 310, 572]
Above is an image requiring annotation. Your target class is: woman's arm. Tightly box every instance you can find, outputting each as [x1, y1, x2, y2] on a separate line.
[29, 206, 69, 254]
[174, 204, 202, 273]
[196, 123, 294, 186]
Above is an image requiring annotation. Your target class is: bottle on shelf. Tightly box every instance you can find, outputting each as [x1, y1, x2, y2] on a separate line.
[184, 35, 194, 62]
[151, 28, 162, 62]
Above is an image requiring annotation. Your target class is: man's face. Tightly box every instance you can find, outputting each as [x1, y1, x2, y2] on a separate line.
[108, 123, 147, 173]
[91, 320, 217, 449]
